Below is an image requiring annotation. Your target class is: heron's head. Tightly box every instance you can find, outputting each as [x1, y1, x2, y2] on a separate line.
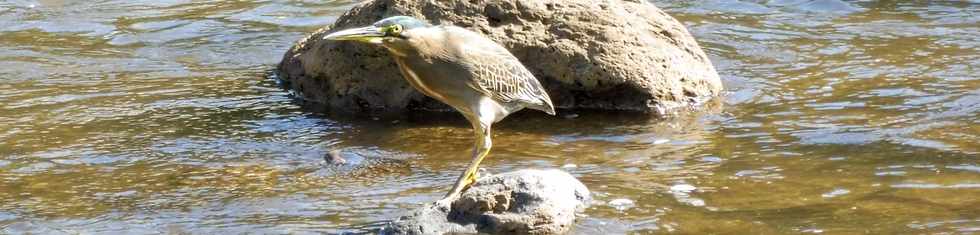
[323, 16, 431, 54]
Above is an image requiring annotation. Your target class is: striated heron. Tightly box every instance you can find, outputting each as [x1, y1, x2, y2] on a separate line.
[323, 16, 555, 202]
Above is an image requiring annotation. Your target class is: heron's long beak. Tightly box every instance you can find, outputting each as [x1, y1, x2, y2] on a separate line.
[323, 26, 384, 44]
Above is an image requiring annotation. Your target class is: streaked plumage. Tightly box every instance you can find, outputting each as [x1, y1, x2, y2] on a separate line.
[385, 25, 554, 119]
[323, 16, 555, 204]
[465, 42, 555, 115]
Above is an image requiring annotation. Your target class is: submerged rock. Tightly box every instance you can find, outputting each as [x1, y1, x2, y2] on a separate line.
[384, 169, 591, 235]
[324, 149, 348, 165]
[278, 0, 722, 115]
[307, 149, 409, 178]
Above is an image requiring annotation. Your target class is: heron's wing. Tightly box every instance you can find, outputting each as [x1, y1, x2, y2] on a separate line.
[470, 56, 546, 104]
[453, 31, 553, 109]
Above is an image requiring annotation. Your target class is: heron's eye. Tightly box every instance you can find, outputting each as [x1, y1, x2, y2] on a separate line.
[389, 24, 403, 35]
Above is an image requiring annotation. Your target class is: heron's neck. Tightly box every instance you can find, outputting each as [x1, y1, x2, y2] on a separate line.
[382, 45, 409, 57]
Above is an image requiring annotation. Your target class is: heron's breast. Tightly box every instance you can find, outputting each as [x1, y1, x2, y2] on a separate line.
[393, 58, 447, 102]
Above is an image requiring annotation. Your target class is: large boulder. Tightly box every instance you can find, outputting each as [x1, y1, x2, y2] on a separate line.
[278, 0, 722, 115]
[383, 169, 591, 235]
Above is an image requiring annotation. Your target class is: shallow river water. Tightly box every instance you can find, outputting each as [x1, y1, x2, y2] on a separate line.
[1, 0, 978, 234]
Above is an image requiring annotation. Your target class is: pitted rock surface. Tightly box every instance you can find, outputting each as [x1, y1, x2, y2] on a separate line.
[383, 169, 590, 235]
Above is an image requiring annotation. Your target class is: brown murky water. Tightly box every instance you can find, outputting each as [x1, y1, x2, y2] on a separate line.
[1, 0, 978, 234]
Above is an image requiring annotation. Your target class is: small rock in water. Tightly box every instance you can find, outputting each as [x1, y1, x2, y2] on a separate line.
[307, 149, 409, 178]
[608, 198, 635, 211]
[386, 169, 590, 234]
[324, 149, 347, 165]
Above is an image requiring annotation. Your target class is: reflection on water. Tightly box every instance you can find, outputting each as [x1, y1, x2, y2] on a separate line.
[1, 0, 978, 233]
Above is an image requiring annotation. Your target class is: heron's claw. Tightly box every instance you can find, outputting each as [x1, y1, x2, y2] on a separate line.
[436, 171, 478, 211]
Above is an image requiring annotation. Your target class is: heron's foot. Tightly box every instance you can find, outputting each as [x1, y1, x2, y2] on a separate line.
[459, 167, 490, 192]
[435, 171, 481, 210]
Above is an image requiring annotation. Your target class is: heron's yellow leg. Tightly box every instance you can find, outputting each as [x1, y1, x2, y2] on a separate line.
[443, 122, 492, 199]
[462, 145, 490, 185]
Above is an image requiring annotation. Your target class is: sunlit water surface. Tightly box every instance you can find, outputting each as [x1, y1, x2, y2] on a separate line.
[1, 0, 977, 234]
